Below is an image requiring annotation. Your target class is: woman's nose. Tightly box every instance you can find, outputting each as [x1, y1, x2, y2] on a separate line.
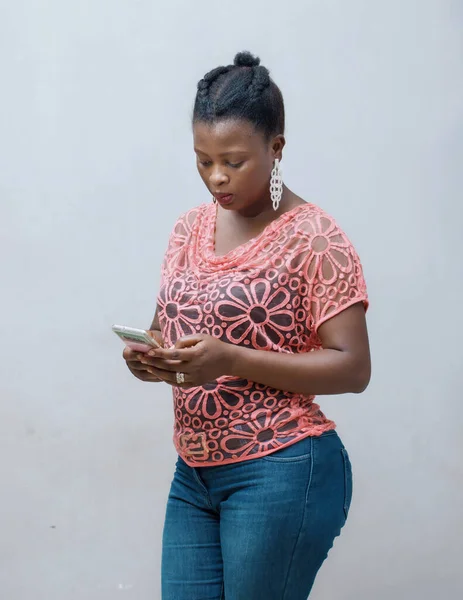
[210, 167, 229, 187]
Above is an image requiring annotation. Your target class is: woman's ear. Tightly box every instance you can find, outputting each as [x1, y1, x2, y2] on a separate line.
[272, 134, 286, 161]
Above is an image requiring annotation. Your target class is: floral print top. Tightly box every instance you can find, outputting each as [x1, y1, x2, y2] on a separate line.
[158, 202, 368, 466]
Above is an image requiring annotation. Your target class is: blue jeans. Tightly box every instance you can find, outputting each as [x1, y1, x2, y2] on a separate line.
[161, 431, 353, 600]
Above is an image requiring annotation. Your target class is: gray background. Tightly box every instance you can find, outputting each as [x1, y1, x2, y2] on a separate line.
[1, 1, 462, 598]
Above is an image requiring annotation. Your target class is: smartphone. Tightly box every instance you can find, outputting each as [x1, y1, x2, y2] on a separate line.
[112, 324, 162, 353]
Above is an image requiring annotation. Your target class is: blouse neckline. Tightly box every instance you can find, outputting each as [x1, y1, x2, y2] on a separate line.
[201, 202, 310, 268]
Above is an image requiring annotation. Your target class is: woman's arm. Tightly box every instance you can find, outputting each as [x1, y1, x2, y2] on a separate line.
[228, 302, 371, 395]
[147, 302, 371, 395]
[148, 304, 163, 338]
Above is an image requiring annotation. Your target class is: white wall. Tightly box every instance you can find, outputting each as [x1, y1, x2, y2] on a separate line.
[1, 1, 462, 598]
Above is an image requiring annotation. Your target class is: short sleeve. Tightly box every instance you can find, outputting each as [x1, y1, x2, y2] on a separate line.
[160, 206, 201, 285]
[303, 216, 369, 333]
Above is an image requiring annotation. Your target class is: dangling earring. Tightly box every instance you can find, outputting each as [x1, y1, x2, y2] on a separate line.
[212, 195, 217, 204]
[270, 158, 283, 211]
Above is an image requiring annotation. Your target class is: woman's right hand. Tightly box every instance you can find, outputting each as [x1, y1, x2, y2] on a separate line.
[123, 330, 165, 383]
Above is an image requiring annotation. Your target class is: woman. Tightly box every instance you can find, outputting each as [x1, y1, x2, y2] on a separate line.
[123, 51, 371, 600]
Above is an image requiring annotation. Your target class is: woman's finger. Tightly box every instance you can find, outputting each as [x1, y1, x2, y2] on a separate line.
[146, 367, 176, 381]
[123, 346, 138, 361]
[126, 360, 150, 372]
[149, 347, 197, 362]
[139, 357, 183, 372]
[128, 367, 161, 382]
[175, 335, 204, 349]
[146, 367, 193, 387]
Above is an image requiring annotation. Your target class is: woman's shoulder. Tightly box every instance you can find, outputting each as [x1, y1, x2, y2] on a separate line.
[177, 202, 210, 223]
[291, 202, 357, 249]
[170, 203, 211, 233]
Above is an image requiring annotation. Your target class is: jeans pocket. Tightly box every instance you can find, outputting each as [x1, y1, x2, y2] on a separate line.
[341, 448, 353, 519]
[261, 437, 313, 463]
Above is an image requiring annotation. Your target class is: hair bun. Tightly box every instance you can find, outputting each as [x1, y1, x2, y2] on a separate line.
[234, 51, 261, 68]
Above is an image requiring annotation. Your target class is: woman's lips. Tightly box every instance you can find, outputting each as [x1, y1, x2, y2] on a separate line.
[214, 194, 234, 205]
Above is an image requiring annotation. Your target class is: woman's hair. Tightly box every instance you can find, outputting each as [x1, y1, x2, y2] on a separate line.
[193, 51, 285, 141]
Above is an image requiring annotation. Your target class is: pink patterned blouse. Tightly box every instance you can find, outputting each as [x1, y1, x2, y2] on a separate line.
[157, 202, 368, 466]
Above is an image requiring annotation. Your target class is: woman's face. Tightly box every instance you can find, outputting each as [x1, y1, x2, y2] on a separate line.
[193, 119, 285, 215]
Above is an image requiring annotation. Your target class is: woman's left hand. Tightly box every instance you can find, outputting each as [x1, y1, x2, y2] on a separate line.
[138, 334, 235, 388]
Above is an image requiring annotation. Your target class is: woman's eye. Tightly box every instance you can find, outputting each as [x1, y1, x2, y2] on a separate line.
[198, 159, 243, 168]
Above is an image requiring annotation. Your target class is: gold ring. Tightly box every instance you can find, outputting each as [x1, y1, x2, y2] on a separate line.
[176, 372, 185, 385]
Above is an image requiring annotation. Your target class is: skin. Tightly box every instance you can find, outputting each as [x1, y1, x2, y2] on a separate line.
[124, 118, 371, 394]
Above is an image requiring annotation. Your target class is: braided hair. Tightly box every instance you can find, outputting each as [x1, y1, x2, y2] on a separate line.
[193, 51, 285, 141]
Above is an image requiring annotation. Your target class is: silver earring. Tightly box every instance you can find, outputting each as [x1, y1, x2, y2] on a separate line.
[270, 158, 283, 211]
